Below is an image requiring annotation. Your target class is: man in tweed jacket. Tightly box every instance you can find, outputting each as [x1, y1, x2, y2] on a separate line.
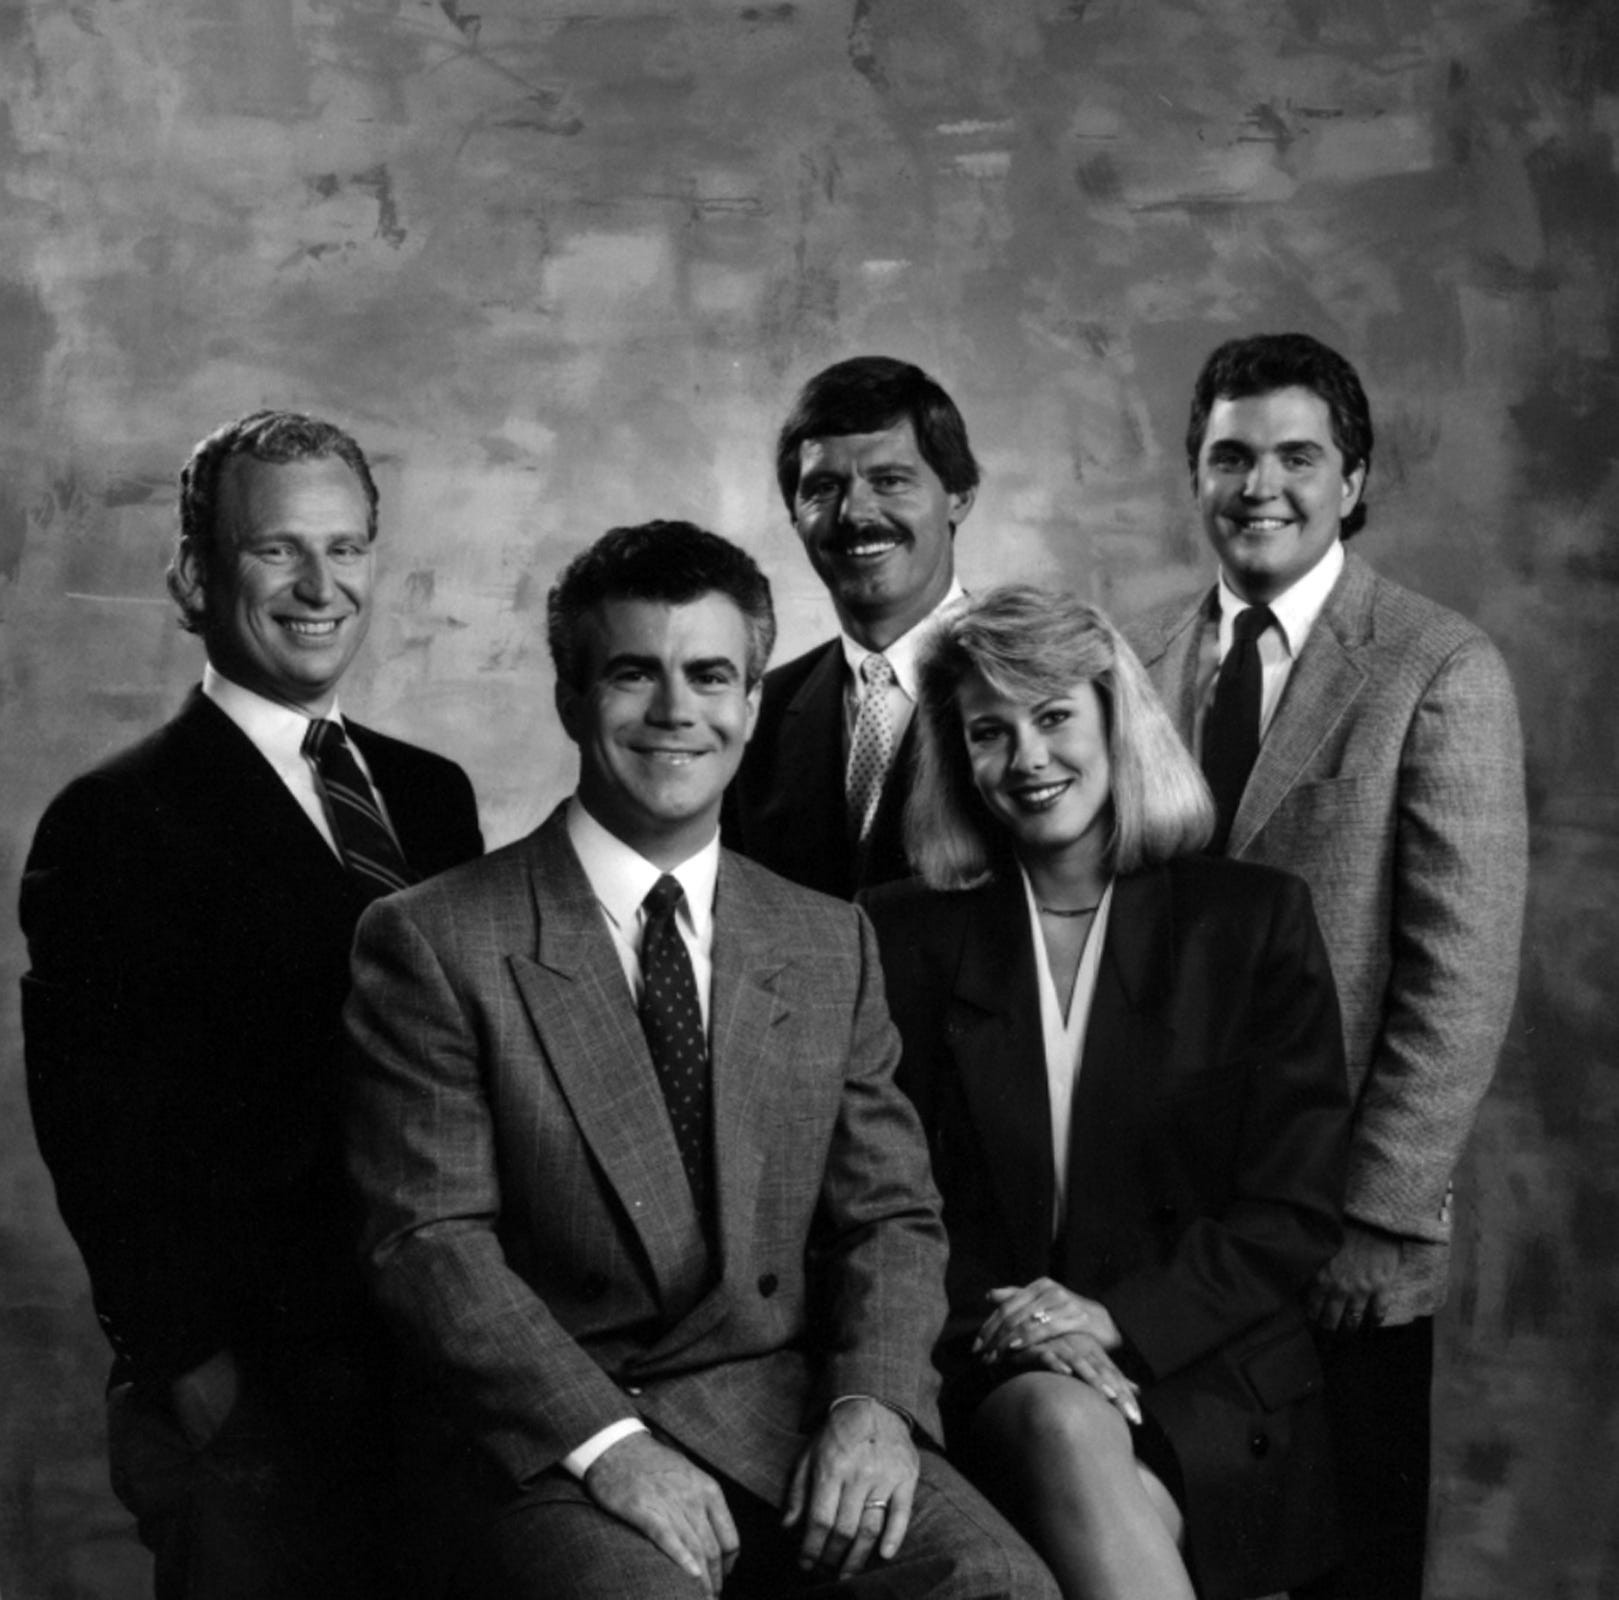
[1126, 334, 1527, 1600]
[345, 522, 1053, 1600]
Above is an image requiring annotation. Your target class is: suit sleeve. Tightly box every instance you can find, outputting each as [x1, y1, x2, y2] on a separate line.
[345, 893, 639, 1485]
[20, 778, 234, 1383]
[1103, 876, 1350, 1380]
[1347, 634, 1527, 1240]
[805, 905, 949, 1440]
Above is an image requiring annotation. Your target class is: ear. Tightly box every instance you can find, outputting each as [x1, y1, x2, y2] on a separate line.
[948, 484, 976, 530]
[170, 538, 210, 623]
[741, 679, 762, 745]
[554, 679, 582, 744]
[1341, 462, 1368, 518]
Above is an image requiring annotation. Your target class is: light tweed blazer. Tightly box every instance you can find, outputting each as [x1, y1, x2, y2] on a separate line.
[1127, 551, 1527, 1321]
[344, 805, 947, 1507]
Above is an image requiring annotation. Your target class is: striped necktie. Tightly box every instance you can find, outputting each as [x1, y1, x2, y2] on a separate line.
[302, 718, 416, 899]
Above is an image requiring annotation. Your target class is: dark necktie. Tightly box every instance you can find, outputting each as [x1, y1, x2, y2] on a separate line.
[639, 875, 715, 1238]
[1201, 604, 1276, 854]
[302, 718, 416, 899]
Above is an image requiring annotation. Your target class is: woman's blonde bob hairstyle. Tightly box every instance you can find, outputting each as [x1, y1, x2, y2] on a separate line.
[906, 584, 1215, 890]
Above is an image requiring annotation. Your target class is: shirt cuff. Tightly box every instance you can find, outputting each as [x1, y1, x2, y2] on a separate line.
[561, 1417, 649, 1478]
[830, 1393, 915, 1432]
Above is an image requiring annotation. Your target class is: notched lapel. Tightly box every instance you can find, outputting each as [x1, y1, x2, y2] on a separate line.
[1232, 562, 1374, 854]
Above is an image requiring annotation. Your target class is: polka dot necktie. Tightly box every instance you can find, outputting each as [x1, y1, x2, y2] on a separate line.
[302, 718, 417, 900]
[845, 652, 897, 844]
[639, 875, 714, 1238]
[1201, 604, 1276, 855]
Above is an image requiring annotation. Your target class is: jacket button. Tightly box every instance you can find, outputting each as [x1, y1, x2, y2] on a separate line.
[758, 1273, 779, 1298]
[625, 1385, 644, 1398]
[1249, 1429, 1270, 1458]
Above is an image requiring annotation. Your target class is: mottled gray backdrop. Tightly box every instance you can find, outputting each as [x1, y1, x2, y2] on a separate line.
[2, 2, 1614, 1595]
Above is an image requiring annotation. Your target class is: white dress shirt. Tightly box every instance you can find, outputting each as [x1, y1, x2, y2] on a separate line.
[1020, 870, 1115, 1236]
[202, 664, 385, 861]
[1192, 539, 1345, 757]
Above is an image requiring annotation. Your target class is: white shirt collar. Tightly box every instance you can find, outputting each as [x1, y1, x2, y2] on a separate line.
[202, 662, 342, 750]
[838, 580, 967, 702]
[1216, 538, 1343, 659]
[565, 795, 719, 943]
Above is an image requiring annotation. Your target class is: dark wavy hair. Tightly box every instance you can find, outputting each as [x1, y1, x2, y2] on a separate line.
[547, 521, 776, 691]
[166, 410, 379, 633]
[774, 355, 980, 508]
[907, 586, 1214, 889]
[1185, 333, 1374, 538]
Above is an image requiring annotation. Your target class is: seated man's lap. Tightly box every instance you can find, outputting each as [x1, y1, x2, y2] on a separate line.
[448, 1447, 1056, 1600]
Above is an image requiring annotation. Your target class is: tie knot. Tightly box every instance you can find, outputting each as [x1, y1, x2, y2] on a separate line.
[1233, 605, 1275, 645]
[643, 874, 685, 921]
[860, 652, 895, 690]
[303, 716, 344, 764]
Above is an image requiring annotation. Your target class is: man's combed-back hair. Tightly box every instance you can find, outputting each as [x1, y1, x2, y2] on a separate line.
[167, 410, 379, 633]
[774, 355, 980, 508]
[546, 520, 777, 691]
[1185, 332, 1374, 538]
[906, 585, 1214, 890]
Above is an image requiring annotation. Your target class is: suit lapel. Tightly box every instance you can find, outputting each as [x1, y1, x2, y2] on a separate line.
[165, 690, 355, 903]
[1134, 592, 1209, 746]
[1230, 554, 1375, 855]
[780, 643, 857, 892]
[505, 815, 710, 1307]
[948, 876, 1055, 1281]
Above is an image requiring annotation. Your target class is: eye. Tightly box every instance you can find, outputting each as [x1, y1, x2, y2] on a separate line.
[330, 540, 369, 561]
[1208, 448, 1247, 473]
[797, 478, 837, 505]
[965, 723, 1006, 747]
[1036, 708, 1071, 730]
[870, 472, 909, 492]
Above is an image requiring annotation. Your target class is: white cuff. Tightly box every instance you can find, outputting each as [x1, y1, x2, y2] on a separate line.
[561, 1417, 649, 1478]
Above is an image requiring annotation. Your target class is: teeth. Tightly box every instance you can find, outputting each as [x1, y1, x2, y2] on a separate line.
[840, 538, 900, 557]
[1016, 782, 1068, 808]
[283, 619, 341, 636]
[1238, 519, 1289, 531]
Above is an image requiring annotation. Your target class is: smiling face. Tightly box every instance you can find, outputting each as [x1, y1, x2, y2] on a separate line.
[1194, 386, 1366, 605]
[957, 671, 1113, 872]
[557, 593, 761, 868]
[792, 419, 975, 651]
[187, 453, 375, 714]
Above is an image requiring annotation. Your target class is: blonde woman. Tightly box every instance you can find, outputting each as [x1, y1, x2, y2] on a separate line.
[866, 586, 1349, 1600]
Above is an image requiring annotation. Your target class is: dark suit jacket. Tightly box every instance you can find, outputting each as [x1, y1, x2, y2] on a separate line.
[866, 857, 1350, 1600]
[344, 807, 948, 1512]
[20, 688, 483, 1391]
[723, 638, 914, 898]
[1127, 552, 1527, 1321]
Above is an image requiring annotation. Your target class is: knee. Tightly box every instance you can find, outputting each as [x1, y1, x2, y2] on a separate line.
[977, 1372, 1134, 1466]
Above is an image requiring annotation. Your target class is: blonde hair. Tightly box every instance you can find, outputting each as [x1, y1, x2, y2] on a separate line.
[906, 585, 1214, 889]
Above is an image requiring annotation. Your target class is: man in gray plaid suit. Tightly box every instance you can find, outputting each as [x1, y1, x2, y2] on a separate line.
[1127, 333, 1528, 1600]
[345, 521, 1055, 1599]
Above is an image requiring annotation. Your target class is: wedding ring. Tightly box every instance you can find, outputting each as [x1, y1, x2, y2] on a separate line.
[865, 1499, 889, 1513]
[1031, 1310, 1051, 1325]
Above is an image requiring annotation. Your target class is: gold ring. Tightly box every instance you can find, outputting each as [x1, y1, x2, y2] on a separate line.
[865, 1499, 889, 1512]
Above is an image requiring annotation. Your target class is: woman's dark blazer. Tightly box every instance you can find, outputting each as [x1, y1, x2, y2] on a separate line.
[865, 854, 1350, 1600]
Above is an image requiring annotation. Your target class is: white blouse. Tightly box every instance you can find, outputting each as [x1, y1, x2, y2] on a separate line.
[1019, 868, 1116, 1237]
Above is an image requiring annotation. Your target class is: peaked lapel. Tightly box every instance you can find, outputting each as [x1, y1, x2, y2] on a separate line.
[947, 876, 1056, 1282]
[504, 813, 710, 1310]
[1229, 553, 1376, 856]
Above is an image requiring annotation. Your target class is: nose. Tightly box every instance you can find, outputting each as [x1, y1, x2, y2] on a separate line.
[1009, 726, 1049, 774]
[647, 676, 697, 726]
[293, 550, 337, 604]
[1242, 454, 1282, 502]
[840, 475, 880, 526]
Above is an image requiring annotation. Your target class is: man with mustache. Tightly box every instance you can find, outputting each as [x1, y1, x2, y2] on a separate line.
[723, 356, 979, 897]
[20, 410, 483, 1598]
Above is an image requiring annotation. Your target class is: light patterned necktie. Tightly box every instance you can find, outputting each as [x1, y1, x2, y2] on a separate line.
[639, 875, 715, 1240]
[1201, 604, 1276, 854]
[845, 652, 897, 844]
[302, 718, 416, 900]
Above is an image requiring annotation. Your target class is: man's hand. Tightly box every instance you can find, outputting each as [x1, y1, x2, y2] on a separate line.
[169, 1348, 240, 1448]
[584, 1432, 740, 1596]
[783, 1397, 919, 1580]
[1307, 1220, 1404, 1333]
